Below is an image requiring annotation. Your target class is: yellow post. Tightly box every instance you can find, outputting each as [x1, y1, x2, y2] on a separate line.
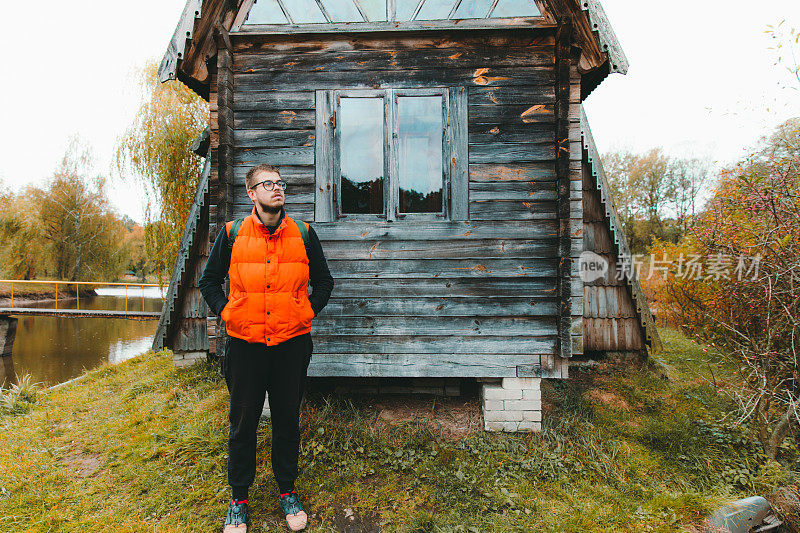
[124, 284, 128, 315]
[10, 282, 13, 308]
[76, 284, 79, 310]
[142, 285, 145, 312]
[55, 283, 58, 310]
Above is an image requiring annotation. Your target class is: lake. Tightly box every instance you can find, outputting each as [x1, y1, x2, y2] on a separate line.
[0, 287, 166, 388]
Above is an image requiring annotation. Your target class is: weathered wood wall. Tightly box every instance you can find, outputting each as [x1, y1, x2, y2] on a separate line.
[218, 28, 567, 378]
[581, 154, 645, 353]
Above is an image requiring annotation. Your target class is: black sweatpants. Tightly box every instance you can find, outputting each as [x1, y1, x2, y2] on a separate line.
[223, 332, 313, 498]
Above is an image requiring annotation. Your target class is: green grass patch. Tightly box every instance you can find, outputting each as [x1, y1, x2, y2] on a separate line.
[0, 328, 796, 531]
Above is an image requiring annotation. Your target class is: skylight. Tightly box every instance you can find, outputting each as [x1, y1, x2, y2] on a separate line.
[242, 0, 541, 24]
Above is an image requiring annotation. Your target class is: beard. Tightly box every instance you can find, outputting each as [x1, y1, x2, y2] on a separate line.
[257, 200, 283, 214]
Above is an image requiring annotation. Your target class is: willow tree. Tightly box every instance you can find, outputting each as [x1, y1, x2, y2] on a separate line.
[115, 62, 208, 284]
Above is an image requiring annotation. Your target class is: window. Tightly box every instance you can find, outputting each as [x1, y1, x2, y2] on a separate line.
[315, 87, 468, 222]
[242, 0, 541, 25]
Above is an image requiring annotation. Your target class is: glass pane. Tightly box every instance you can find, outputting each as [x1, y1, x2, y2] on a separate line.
[395, 0, 420, 20]
[358, 0, 387, 21]
[416, 0, 456, 19]
[453, 0, 494, 18]
[340, 98, 385, 215]
[490, 0, 541, 17]
[321, 0, 363, 21]
[244, 0, 288, 24]
[397, 96, 443, 214]
[283, 0, 327, 23]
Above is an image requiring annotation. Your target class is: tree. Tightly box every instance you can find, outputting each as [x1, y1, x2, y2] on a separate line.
[37, 137, 127, 281]
[0, 184, 47, 280]
[115, 62, 208, 284]
[654, 118, 800, 459]
[602, 149, 710, 253]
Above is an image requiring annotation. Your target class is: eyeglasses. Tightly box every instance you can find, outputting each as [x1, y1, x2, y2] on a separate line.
[250, 179, 287, 192]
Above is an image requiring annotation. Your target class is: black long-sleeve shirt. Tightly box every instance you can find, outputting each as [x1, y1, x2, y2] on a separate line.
[198, 209, 334, 318]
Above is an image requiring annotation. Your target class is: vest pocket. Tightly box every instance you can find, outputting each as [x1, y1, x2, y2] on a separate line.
[292, 291, 315, 323]
[221, 295, 251, 335]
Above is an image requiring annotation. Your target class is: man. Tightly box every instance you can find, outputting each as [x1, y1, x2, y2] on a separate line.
[199, 163, 334, 532]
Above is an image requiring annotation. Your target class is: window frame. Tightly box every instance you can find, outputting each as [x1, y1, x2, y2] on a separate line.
[391, 87, 450, 221]
[332, 89, 391, 220]
[316, 86, 467, 223]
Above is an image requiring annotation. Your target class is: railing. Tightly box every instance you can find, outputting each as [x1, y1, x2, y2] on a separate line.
[0, 280, 163, 314]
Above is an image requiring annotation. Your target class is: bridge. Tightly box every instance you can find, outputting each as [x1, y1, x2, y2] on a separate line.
[0, 280, 165, 382]
[0, 308, 160, 320]
[0, 279, 163, 319]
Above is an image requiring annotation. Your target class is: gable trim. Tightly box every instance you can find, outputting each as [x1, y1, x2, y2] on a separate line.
[580, 106, 662, 353]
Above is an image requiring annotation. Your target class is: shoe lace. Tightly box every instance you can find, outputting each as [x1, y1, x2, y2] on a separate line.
[280, 492, 304, 515]
[226, 502, 247, 525]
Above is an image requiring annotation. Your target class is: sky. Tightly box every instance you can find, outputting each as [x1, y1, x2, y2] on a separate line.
[0, 0, 797, 223]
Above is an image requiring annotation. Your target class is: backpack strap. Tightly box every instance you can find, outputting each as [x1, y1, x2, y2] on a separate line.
[226, 218, 245, 251]
[294, 219, 311, 259]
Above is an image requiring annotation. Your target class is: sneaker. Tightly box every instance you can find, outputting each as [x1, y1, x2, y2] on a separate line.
[222, 499, 249, 532]
[279, 490, 308, 531]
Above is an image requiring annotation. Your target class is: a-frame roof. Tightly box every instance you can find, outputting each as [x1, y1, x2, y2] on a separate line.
[158, 0, 627, 100]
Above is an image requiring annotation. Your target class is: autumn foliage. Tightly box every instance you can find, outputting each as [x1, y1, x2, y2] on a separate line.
[652, 118, 800, 458]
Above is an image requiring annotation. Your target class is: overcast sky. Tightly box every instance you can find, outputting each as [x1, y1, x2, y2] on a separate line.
[0, 0, 797, 223]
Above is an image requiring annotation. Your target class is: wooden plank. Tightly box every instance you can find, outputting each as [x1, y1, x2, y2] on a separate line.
[320, 238, 558, 259]
[235, 110, 315, 130]
[470, 188, 555, 201]
[468, 142, 555, 163]
[0, 309, 160, 319]
[311, 220, 558, 240]
[234, 66, 556, 92]
[469, 163, 554, 182]
[450, 86, 469, 220]
[469, 85, 556, 105]
[326, 258, 556, 278]
[234, 129, 315, 149]
[469, 200, 557, 220]
[555, 20, 573, 359]
[470, 123, 556, 144]
[234, 146, 315, 165]
[233, 91, 316, 111]
[319, 297, 558, 316]
[316, 277, 557, 296]
[306, 352, 556, 378]
[233, 47, 555, 73]
[313, 335, 556, 354]
[468, 104, 555, 124]
[315, 89, 336, 222]
[232, 31, 556, 54]
[311, 315, 557, 336]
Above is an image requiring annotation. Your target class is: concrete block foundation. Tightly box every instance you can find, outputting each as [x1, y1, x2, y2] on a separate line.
[481, 377, 542, 432]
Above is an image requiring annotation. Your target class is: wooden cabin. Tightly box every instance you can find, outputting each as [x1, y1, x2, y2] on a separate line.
[153, 0, 660, 431]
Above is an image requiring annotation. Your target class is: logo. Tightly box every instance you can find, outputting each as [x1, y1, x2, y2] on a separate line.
[578, 251, 608, 283]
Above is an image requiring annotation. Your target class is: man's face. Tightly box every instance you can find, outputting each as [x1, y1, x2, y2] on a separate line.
[247, 170, 285, 213]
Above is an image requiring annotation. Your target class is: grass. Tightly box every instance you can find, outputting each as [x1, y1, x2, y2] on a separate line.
[0, 327, 797, 532]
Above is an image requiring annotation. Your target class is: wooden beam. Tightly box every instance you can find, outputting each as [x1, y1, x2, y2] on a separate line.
[213, 21, 233, 51]
[555, 17, 573, 360]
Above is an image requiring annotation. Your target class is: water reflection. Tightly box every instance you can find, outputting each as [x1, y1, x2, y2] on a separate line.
[1, 293, 163, 388]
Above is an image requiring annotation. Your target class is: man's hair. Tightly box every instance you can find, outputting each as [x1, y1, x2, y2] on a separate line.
[245, 164, 281, 189]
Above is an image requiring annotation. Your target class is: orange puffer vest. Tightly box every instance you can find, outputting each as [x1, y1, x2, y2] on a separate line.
[220, 209, 314, 346]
